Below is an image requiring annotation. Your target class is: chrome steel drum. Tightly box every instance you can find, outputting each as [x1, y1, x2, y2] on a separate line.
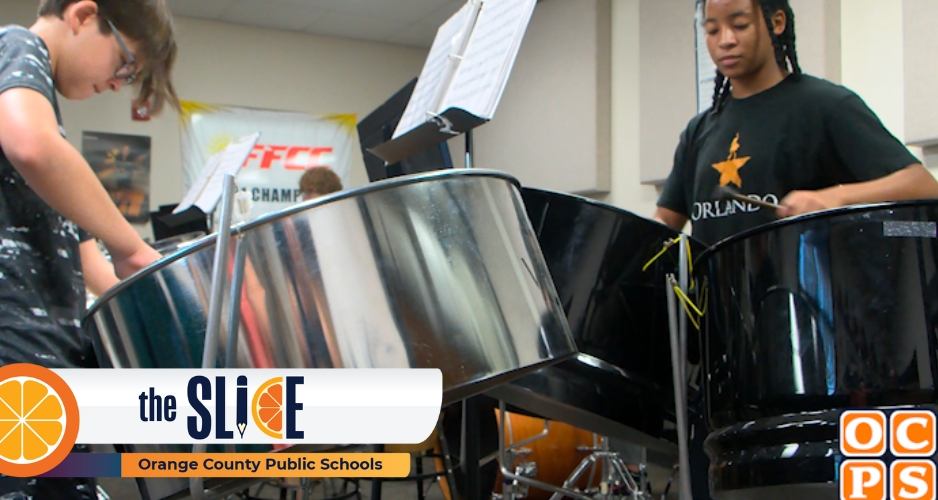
[488, 188, 704, 456]
[87, 169, 575, 402]
[696, 200, 938, 499]
[84, 170, 577, 499]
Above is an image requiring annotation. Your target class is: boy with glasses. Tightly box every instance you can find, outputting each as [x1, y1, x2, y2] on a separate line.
[0, 0, 177, 496]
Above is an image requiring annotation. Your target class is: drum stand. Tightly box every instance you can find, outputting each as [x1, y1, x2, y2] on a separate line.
[494, 401, 650, 500]
[665, 236, 693, 500]
[188, 174, 272, 500]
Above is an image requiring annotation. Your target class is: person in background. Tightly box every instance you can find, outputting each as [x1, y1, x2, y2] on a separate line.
[299, 166, 344, 200]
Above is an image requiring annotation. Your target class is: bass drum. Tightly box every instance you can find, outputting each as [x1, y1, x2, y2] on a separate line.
[438, 399, 596, 500]
[696, 200, 938, 499]
[492, 410, 596, 500]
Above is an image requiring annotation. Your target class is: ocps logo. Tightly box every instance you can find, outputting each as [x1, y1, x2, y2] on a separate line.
[840, 410, 937, 500]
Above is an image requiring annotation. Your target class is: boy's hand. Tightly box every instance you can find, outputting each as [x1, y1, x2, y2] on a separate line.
[110, 244, 162, 280]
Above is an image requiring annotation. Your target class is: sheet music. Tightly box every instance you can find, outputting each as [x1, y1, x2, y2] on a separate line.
[438, 0, 537, 119]
[174, 150, 222, 214]
[392, 1, 480, 139]
[174, 132, 260, 214]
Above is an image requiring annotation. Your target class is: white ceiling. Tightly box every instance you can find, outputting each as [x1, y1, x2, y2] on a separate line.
[164, 0, 467, 48]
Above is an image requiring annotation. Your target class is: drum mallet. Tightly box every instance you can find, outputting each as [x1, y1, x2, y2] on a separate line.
[713, 185, 782, 213]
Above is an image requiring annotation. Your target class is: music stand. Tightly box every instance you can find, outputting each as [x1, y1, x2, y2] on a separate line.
[150, 204, 209, 242]
[358, 77, 455, 182]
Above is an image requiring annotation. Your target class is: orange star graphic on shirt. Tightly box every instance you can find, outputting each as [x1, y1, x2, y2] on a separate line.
[711, 133, 750, 188]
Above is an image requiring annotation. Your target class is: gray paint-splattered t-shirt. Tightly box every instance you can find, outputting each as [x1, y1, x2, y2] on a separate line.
[0, 26, 93, 369]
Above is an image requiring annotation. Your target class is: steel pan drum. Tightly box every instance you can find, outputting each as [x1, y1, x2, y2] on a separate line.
[487, 188, 704, 456]
[696, 200, 938, 499]
[85, 170, 577, 499]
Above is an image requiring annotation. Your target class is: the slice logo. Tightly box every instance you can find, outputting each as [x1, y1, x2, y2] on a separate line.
[252, 377, 285, 439]
[841, 410, 938, 500]
[0, 364, 79, 477]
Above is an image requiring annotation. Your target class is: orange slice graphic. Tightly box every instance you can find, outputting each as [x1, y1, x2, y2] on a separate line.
[0, 364, 78, 478]
[252, 377, 284, 439]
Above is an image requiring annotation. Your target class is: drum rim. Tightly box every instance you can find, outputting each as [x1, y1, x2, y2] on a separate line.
[521, 186, 707, 244]
[86, 168, 521, 317]
[694, 198, 938, 265]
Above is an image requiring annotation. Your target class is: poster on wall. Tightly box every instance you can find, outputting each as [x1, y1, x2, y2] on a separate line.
[179, 101, 356, 222]
[82, 131, 152, 223]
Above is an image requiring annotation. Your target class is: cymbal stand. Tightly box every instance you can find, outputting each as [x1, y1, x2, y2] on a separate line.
[495, 401, 591, 500]
[494, 402, 648, 500]
[546, 435, 648, 500]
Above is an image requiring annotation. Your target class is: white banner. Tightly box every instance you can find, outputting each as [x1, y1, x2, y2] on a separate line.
[55, 369, 441, 445]
[179, 102, 356, 221]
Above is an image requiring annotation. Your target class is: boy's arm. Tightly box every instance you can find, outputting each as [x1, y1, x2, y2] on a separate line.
[80, 239, 120, 296]
[779, 163, 938, 217]
[0, 88, 160, 278]
[653, 206, 689, 231]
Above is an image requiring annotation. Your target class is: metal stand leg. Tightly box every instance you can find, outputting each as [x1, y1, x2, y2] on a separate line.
[496, 401, 593, 500]
[190, 174, 245, 500]
[371, 444, 385, 500]
[225, 233, 248, 369]
[436, 418, 460, 500]
[666, 271, 693, 500]
[465, 397, 482, 500]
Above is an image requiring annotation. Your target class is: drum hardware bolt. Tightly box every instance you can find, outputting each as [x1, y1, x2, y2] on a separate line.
[516, 461, 537, 477]
[509, 446, 533, 458]
[576, 445, 602, 452]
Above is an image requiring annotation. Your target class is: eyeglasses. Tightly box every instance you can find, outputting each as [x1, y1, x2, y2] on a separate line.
[107, 19, 137, 85]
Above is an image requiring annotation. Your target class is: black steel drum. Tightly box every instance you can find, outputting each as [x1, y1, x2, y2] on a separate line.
[487, 187, 705, 456]
[696, 200, 938, 499]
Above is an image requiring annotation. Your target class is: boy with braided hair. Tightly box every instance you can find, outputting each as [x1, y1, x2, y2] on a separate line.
[654, 0, 938, 246]
[652, 1, 938, 498]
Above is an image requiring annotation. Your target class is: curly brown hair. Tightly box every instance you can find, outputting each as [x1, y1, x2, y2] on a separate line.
[39, 0, 179, 114]
[299, 167, 343, 198]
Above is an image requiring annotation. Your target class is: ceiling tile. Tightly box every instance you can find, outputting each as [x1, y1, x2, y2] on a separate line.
[303, 12, 408, 43]
[221, 0, 330, 32]
[385, 21, 440, 48]
[165, 0, 238, 20]
[313, 0, 450, 22]
[417, 0, 467, 27]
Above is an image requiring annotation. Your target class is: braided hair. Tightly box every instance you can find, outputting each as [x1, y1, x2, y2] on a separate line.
[705, 0, 803, 115]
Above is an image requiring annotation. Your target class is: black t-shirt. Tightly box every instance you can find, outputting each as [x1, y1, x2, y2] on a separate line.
[658, 74, 919, 246]
[0, 26, 93, 368]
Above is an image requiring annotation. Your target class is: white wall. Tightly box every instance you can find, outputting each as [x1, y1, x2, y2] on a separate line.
[602, 0, 659, 218]
[0, 0, 428, 240]
[473, 0, 612, 195]
[841, 0, 906, 142]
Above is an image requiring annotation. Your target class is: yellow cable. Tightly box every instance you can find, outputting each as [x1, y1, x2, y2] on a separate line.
[673, 285, 703, 317]
[674, 285, 700, 330]
[642, 238, 677, 272]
